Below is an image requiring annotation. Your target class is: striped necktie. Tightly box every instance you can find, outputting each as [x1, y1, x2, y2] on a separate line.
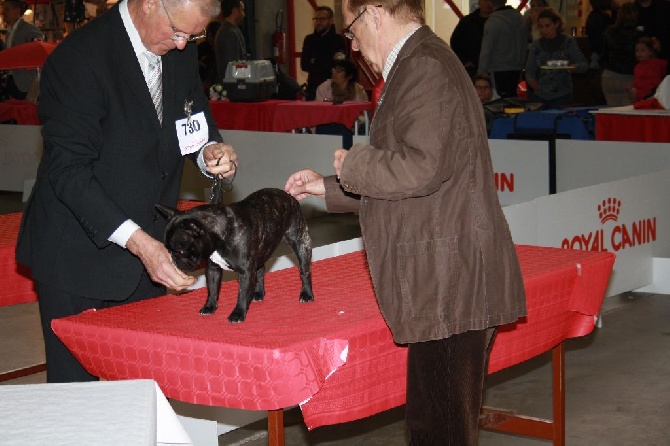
[145, 51, 163, 124]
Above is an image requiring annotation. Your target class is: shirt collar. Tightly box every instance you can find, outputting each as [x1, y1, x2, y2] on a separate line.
[119, 0, 156, 67]
[382, 25, 421, 81]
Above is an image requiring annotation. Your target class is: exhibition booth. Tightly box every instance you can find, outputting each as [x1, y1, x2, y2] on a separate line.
[0, 119, 669, 444]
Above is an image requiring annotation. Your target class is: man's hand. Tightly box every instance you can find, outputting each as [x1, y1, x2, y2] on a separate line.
[204, 143, 237, 178]
[284, 169, 326, 201]
[333, 148, 348, 179]
[126, 229, 195, 291]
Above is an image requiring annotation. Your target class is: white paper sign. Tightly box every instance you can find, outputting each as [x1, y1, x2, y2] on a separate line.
[175, 111, 209, 156]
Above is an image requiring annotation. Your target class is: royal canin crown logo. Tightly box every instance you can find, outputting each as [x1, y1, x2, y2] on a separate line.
[597, 197, 621, 224]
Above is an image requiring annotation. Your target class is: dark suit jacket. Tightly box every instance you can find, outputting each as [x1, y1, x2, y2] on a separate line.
[16, 2, 222, 301]
[324, 26, 526, 344]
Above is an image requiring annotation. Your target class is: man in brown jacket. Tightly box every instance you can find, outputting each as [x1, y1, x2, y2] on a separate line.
[285, 0, 527, 443]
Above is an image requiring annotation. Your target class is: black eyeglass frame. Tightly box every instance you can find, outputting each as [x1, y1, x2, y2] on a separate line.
[343, 6, 373, 40]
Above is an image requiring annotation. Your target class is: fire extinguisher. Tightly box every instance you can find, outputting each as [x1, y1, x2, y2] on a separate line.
[272, 10, 287, 64]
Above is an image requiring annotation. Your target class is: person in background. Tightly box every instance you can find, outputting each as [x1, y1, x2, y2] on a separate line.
[633, 0, 670, 60]
[215, 0, 247, 84]
[585, 0, 615, 105]
[300, 6, 347, 101]
[525, 7, 588, 109]
[478, 0, 528, 98]
[16, 0, 237, 383]
[314, 58, 369, 148]
[315, 58, 368, 103]
[198, 20, 221, 94]
[473, 73, 497, 133]
[630, 36, 668, 101]
[2, 0, 44, 100]
[524, 0, 549, 43]
[474, 72, 495, 103]
[285, 0, 526, 443]
[450, 0, 494, 78]
[599, 2, 642, 106]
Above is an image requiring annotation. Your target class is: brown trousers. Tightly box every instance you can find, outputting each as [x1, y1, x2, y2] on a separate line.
[406, 328, 496, 445]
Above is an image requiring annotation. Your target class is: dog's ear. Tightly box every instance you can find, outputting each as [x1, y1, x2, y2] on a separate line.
[155, 204, 177, 220]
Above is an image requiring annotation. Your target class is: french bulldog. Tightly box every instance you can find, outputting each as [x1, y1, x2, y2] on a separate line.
[156, 188, 314, 322]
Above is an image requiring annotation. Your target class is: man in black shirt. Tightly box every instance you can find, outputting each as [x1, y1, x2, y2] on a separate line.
[634, 0, 670, 59]
[300, 6, 347, 100]
[450, 0, 494, 78]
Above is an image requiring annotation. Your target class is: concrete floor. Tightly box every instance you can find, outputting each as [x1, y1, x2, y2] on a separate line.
[2, 191, 669, 445]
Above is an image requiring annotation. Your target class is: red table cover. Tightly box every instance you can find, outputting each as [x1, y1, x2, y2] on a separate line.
[0, 213, 35, 307]
[271, 101, 372, 133]
[595, 112, 670, 142]
[208, 100, 372, 132]
[0, 201, 204, 308]
[208, 100, 289, 131]
[51, 245, 614, 429]
[0, 99, 40, 125]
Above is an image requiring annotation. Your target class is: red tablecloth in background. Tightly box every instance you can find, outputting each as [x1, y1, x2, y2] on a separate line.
[0, 99, 40, 125]
[208, 100, 372, 132]
[271, 101, 372, 133]
[0, 213, 35, 306]
[52, 245, 614, 429]
[594, 107, 670, 142]
[208, 100, 289, 131]
[0, 201, 204, 308]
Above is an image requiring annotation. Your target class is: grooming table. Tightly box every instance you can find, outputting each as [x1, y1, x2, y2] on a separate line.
[52, 245, 614, 445]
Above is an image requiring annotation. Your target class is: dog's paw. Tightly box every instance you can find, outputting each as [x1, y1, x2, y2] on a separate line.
[227, 308, 246, 323]
[199, 305, 217, 315]
[251, 291, 265, 302]
[299, 290, 314, 302]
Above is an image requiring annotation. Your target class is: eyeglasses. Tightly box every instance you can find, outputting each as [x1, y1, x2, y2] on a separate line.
[343, 5, 381, 41]
[312, 16, 330, 21]
[161, 1, 206, 42]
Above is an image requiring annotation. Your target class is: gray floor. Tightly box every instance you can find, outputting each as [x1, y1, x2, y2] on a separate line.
[2, 191, 669, 445]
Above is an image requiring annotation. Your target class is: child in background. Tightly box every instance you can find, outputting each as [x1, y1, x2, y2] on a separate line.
[631, 37, 668, 102]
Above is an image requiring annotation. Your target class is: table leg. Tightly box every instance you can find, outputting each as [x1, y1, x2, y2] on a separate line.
[268, 409, 285, 446]
[480, 341, 566, 445]
[0, 362, 46, 383]
[552, 341, 566, 445]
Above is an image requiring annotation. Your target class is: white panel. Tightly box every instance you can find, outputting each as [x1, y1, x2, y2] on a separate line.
[0, 124, 42, 192]
[180, 130, 346, 218]
[489, 139, 550, 206]
[556, 140, 670, 192]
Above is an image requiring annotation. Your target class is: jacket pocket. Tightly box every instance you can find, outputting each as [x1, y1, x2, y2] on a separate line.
[397, 237, 460, 319]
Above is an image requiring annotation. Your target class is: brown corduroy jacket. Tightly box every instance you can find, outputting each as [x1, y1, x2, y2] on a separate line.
[324, 26, 527, 344]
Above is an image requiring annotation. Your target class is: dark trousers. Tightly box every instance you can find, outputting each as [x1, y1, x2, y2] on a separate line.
[493, 71, 522, 98]
[406, 328, 496, 446]
[36, 272, 164, 383]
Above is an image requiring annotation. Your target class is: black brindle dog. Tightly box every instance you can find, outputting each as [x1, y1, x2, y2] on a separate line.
[156, 188, 314, 322]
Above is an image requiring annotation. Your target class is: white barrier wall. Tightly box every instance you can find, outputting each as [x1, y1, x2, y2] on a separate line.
[489, 139, 550, 206]
[504, 170, 670, 296]
[556, 140, 670, 192]
[180, 130, 346, 218]
[0, 125, 42, 192]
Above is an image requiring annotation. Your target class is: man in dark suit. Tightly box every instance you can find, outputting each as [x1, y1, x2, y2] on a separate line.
[300, 6, 347, 100]
[2, 0, 44, 99]
[16, 0, 237, 383]
[285, 0, 526, 443]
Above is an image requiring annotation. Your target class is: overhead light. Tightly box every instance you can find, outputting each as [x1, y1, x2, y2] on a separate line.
[24, 8, 33, 15]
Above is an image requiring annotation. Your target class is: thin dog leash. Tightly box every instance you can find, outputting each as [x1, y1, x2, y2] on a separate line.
[209, 158, 237, 204]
